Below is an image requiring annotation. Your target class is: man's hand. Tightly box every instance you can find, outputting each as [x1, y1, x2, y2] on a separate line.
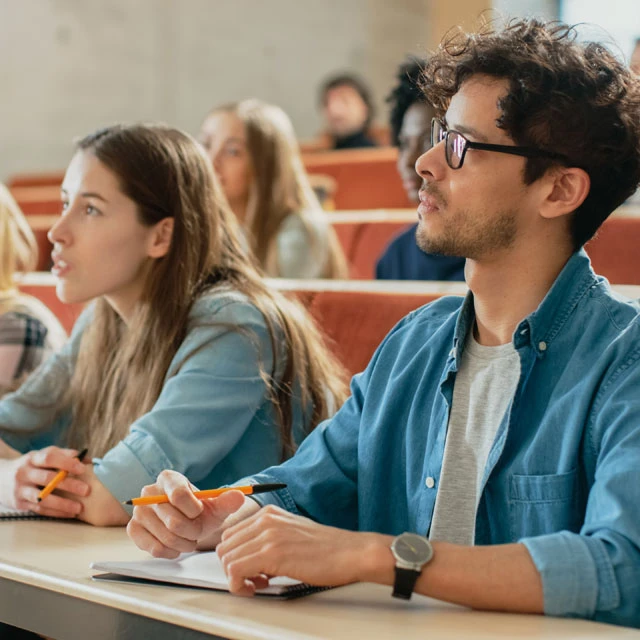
[0, 446, 90, 517]
[127, 470, 258, 558]
[216, 504, 392, 596]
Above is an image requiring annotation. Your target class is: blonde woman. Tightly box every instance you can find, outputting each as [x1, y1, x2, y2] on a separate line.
[0, 124, 348, 526]
[0, 185, 66, 395]
[198, 100, 347, 279]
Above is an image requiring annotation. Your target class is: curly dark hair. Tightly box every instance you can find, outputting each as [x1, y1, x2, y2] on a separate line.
[421, 18, 640, 250]
[387, 58, 427, 146]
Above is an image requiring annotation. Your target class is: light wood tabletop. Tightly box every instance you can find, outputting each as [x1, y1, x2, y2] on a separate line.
[0, 521, 638, 639]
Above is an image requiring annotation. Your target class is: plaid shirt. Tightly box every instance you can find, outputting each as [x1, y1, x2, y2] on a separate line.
[0, 311, 54, 395]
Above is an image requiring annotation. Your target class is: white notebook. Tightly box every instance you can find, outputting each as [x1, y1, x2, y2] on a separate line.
[90, 550, 329, 599]
[0, 503, 56, 521]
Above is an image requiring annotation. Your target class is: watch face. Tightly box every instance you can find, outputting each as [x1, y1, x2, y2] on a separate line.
[392, 533, 433, 564]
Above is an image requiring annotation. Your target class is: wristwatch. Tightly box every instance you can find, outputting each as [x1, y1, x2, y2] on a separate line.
[390, 532, 434, 600]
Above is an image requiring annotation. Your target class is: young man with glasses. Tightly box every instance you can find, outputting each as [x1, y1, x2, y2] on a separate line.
[128, 19, 640, 627]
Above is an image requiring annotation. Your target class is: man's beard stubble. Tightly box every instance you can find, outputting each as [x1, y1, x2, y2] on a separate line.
[415, 184, 518, 260]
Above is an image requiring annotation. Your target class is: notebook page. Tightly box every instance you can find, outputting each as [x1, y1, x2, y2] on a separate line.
[91, 550, 302, 595]
[0, 503, 50, 520]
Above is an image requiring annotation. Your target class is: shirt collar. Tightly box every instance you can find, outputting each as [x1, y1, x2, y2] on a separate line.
[450, 249, 600, 360]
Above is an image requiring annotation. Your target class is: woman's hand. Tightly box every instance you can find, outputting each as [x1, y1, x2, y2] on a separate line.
[127, 470, 259, 558]
[0, 446, 90, 517]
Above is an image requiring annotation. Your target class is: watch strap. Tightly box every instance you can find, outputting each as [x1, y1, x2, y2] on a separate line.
[392, 566, 420, 600]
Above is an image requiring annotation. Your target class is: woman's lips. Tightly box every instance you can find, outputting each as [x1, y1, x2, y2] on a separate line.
[51, 254, 71, 277]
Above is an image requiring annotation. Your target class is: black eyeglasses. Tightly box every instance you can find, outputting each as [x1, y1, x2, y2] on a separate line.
[431, 118, 568, 170]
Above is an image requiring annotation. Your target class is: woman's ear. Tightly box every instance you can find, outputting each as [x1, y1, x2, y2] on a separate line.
[539, 167, 591, 220]
[147, 217, 174, 258]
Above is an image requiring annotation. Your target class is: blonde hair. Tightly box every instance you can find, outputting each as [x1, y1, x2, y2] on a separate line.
[59, 124, 348, 459]
[211, 100, 347, 278]
[0, 184, 38, 297]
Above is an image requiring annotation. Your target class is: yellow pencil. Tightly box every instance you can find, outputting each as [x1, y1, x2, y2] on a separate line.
[37, 448, 88, 503]
[124, 483, 287, 506]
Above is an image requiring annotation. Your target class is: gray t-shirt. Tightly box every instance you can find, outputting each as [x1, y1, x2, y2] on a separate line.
[429, 331, 520, 545]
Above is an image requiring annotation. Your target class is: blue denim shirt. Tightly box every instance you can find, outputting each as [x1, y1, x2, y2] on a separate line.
[0, 290, 306, 512]
[248, 250, 640, 627]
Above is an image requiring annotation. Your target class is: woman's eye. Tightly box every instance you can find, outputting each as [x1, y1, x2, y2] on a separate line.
[61, 201, 69, 211]
[86, 205, 100, 216]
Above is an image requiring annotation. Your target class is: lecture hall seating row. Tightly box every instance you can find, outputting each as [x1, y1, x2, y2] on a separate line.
[19, 274, 466, 376]
[26, 206, 640, 285]
[9, 146, 412, 212]
[18, 274, 640, 378]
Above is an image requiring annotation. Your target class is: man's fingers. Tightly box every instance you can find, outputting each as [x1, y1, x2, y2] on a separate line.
[133, 505, 199, 553]
[127, 519, 182, 559]
[205, 490, 247, 521]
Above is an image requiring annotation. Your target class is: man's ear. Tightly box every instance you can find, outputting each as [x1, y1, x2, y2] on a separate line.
[147, 217, 174, 258]
[539, 167, 590, 220]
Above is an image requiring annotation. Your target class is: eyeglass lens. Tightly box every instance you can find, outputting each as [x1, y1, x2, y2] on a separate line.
[432, 119, 465, 169]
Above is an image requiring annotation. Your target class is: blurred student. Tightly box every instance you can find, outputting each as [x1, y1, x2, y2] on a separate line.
[0, 124, 348, 526]
[631, 37, 640, 74]
[376, 59, 466, 281]
[320, 73, 377, 150]
[199, 100, 347, 279]
[0, 184, 66, 395]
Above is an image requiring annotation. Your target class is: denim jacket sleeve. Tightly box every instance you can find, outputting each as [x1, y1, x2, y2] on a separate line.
[246, 310, 420, 529]
[93, 297, 277, 510]
[0, 305, 93, 451]
[521, 339, 640, 627]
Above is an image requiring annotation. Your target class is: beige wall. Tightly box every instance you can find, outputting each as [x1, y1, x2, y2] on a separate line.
[0, 0, 431, 181]
[428, 0, 492, 49]
[1, 0, 560, 182]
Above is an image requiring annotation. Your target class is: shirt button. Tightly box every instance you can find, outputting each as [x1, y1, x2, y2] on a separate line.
[538, 341, 547, 351]
[425, 477, 435, 489]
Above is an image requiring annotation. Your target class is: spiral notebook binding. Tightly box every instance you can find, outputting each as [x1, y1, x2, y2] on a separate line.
[0, 511, 59, 521]
[280, 583, 334, 599]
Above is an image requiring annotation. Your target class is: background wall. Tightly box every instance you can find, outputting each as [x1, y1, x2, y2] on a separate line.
[1, 0, 434, 180]
[6, 0, 634, 183]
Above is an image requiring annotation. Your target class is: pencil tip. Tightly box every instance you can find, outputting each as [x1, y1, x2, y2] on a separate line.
[123, 500, 132, 505]
[37, 498, 42, 503]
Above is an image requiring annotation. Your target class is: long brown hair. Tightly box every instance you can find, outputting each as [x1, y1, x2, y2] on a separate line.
[210, 100, 347, 278]
[62, 124, 348, 459]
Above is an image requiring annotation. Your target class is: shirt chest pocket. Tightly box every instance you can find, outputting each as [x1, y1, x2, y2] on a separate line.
[508, 469, 583, 540]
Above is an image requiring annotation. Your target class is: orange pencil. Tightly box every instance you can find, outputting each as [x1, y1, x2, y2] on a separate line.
[37, 448, 89, 502]
[124, 483, 287, 506]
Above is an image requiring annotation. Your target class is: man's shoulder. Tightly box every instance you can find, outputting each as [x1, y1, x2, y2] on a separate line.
[584, 281, 640, 336]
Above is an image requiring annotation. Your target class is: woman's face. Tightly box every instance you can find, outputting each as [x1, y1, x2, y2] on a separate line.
[48, 151, 170, 320]
[397, 102, 434, 203]
[198, 111, 254, 215]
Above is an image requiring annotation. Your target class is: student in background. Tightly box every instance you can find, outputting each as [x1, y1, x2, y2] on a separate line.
[376, 59, 466, 281]
[0, 184, 66, 395]
[630, 37, 640, 74]
[319, 73, 378, 150]
[198, 100, 347, 279]
[0, 124, 348, 526]
[129, 20, 640, 627]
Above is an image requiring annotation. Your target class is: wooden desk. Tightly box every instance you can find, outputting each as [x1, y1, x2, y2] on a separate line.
[0, 522, 638, 639]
